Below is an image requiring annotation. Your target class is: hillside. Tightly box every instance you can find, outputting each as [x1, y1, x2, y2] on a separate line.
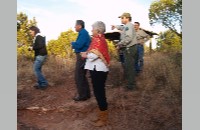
[17, 52, 182, 130]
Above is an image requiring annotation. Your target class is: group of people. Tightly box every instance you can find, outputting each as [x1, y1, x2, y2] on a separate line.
[27, 12, 150, 127]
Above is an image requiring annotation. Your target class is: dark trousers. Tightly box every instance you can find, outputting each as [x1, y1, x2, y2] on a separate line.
[118, 52, 125, 81]
[119, 52, 125, 64]
[75, 53, 90, 98]
[124, 45, 138, 89]
[90, 69, 108, 111]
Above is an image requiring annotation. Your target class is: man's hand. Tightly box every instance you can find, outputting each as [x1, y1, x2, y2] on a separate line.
[80, 52, 87, 58]
[116, 45, 120, 50]
[111, 25, 116, 30]
[28, 46, 33, 51]
[115, 44, 122, 50]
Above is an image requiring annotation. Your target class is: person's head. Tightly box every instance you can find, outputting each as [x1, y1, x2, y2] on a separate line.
[29, 26, 40, 37]
[74, 20, 85, 32]
[118, 12, 132, 24]
[134, 22, 140, 30]
[91, 21, 106, 36]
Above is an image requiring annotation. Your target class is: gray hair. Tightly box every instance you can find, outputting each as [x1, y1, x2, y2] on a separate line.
[92, 21, 106, 34]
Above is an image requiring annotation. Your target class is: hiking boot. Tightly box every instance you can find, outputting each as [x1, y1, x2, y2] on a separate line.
[92, 110, 108, 127]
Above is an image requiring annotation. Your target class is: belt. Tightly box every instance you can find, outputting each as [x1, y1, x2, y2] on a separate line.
[136, 43, 143, 46]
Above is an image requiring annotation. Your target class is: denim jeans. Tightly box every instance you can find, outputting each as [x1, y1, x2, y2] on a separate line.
[33, 55, 48, 87]
[135, 44, 144, 73]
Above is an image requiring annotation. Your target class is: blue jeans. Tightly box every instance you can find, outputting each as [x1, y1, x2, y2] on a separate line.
[135, 44, 144, 73]
[33, 55, 48, 86]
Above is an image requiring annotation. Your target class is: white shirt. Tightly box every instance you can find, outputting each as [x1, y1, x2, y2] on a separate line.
[84, 52, 109, 72]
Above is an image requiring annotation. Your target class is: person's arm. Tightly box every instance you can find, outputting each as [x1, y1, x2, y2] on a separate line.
[71, 31, 88, 50]
[115, 25, 124, 31]
[142, 30, 150, 43]
[143, 35, 150, 43]
[33, 35, 46, 50]
[111, 25, 124, 31]
[87, 53, 99, 62]
[81, 52, 99, 62]
[138, 30, 150, 44]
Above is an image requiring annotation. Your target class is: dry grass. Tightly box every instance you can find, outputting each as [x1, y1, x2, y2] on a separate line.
[17, 52, 182, 130]
[107, 52, 182, 130]
[17, 55, 76, 90]
[131, 52, 182, 130]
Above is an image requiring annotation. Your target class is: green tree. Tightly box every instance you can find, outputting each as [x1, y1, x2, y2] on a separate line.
[156, 30, 182, 52]
[106, 40, 118, 60]
[47, 29, 78, 58]
[149, 0, 182, 38]
[17, 12, 38, 59]
[47, 30, 118, 60]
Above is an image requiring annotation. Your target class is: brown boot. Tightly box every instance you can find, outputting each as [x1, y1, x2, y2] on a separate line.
[92, 110, 108, 127]
[91, 108, 100, 122]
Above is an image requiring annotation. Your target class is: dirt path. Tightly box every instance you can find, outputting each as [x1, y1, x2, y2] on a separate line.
[17, 71, 141, 130]
[17, 58, 181, 130]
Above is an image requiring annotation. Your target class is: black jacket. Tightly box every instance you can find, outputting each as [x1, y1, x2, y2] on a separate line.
[33, 34, 47, 56]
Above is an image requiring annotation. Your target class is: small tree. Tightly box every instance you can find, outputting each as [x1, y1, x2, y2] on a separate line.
[149, 0, 182, 38]
[156, 30, 182, 53]
[17, 12, 38, 59]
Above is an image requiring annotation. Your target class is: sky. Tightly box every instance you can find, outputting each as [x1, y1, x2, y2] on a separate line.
[17, 0, 168, 48]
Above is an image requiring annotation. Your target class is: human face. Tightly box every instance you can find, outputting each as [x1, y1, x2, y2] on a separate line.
[120, 17, 128, 24]
[91, 27, 98, 36]
[74, 24, 81, 32]
[29, 30, 35, 37]
[134, 23, 140, 30]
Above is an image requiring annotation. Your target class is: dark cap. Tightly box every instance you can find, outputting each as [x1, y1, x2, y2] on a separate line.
[118, 12, 131, 18]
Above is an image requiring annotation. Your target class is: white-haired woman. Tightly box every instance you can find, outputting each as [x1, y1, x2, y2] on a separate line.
[81, 21, 110, 127]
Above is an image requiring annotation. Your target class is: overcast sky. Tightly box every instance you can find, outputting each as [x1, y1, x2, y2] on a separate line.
[17, 0, 167, 48]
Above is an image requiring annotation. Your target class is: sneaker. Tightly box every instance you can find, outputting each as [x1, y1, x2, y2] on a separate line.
[125, 85, 137, 91]
[33, 84, 48, 90]
[72, 96, 90, 101]
[39, 85, 48, 90]
[33, 84, 40, 89]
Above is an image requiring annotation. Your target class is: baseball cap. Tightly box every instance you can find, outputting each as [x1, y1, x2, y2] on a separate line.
[118, 12, 131, 18]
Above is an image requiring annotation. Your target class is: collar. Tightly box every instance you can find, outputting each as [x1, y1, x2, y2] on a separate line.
[35, 33, 45, 37]
[33, 33, 45, 43]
